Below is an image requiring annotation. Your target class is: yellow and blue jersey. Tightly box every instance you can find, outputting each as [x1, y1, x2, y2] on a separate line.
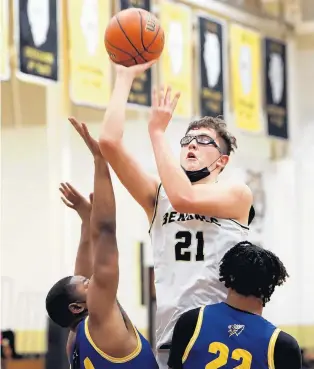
[71, 317, 158, 369]
[183, 303, 280, 369]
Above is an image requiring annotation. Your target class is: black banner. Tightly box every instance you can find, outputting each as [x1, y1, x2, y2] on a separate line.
[265, 39, 288, 139]
[18, 0, 58, 82]
[198, 16, 224, 117]
[120, 0, 152, 107]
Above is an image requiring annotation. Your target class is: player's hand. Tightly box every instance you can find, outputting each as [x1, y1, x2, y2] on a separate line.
[148, 86, 180, 134]
[68, 117, 102, 158]
[59, 182, 92, 221]
[114, 59, 156, 79]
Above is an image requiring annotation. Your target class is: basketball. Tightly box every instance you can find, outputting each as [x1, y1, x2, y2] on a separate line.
[104, 8, 165, 67]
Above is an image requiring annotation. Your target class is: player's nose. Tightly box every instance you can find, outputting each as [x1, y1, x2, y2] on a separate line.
[188, 139, 197, 150]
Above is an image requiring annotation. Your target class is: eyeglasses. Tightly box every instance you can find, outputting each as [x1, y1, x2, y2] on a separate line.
[180, 134, 222, 153]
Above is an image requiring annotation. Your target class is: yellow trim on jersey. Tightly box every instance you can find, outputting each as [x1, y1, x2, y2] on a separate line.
[84, 316, 142, 363]
[182, 306, 205, 363]
[268, 328, 281, 369]
[149, 183, 162, 234]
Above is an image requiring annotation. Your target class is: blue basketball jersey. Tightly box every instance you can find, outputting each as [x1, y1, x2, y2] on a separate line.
[71, 317, 158, 369]
[183, 303, 280, 369]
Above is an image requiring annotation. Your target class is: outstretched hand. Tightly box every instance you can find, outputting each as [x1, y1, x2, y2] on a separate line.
[148, 86, 180, 134]
[68, 117, 102, 158]
[59, 182, 92, 221]
[114, 59, 156, 79]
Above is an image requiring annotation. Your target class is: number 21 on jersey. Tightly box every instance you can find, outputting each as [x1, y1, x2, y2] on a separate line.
[205, 342, 252, 369]
[175, 231, 205, 261]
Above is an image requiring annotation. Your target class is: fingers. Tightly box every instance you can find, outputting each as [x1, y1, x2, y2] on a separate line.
[68, 117, 83, 134]
[164, 87, 172, 106]
[170, 92, 181, 112]
[159, 86, 165, 106]
[153, 86, 178, 108]
[65, 182, 80, 196]
[89, 193, 94, 204]
[81, 123, 92, 141]
[60, 196, 75, 209]
[141, 59, 156, 71]
[152, 87, 158, 108]
[59, 182, 76, 200]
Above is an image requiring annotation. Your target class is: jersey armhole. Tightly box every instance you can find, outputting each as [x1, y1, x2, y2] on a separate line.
[148, 183, 162, 234]
[267, 328, 281, 369]
[182, 306, 205, 363]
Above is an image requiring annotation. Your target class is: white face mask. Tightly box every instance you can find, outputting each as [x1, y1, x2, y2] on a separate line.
[268, 52, 284, 104]
[27, 0, 50, 48]
[80, 0, 99, 56]
[239, 44, 253, 96]
[167, 21, 183, 75]
[203, 31, 221, 88]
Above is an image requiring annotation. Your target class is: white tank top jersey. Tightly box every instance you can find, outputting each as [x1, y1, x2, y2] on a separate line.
[149, 184, 249, 349]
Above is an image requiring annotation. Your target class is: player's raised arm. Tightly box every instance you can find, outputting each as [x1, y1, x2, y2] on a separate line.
[98, 63, 159, 220]
[87, 154, 119, 319]
[68, 121, 120, 319]
[148, 87, 252, 223]
[59, 182, 93, 278]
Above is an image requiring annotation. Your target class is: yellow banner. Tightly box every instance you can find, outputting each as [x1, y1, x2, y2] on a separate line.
[159, 1, 193, 118]
[0, 0, 10, 80]
[230, 24, 262, 132]
[67, 0, 111, 108]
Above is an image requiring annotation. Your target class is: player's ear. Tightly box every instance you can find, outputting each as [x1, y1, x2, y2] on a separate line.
[69, 303, 86, 315]
[217, 155, 229, 172]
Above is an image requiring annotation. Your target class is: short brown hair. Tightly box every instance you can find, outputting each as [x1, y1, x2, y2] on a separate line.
[185, 116, 237, 156]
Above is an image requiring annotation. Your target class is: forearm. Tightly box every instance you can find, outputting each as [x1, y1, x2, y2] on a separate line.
[150, 131, 192, 202]
[91, 158, 115, 230]
[90, 157, 117, 267]
[74, 220, 93, 278]
[99, 73, 133, 143]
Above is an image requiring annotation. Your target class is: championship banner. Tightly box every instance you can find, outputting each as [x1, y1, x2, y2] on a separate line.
[1, 0, 10, 80]
[68, 0, 111, 108]
[119, 0, 152, 107]
[159, 1, 193, 118]
[265, 38, 288, 139]
[198, 15, 225, 118]
[17, 0, 58, 82]
[230, 24, 262, 132]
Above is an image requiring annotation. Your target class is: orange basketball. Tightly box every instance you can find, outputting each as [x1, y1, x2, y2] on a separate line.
[104, 8, 165, 67]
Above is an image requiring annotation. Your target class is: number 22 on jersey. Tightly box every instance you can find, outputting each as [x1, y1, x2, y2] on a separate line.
[205, 342, 252, 369]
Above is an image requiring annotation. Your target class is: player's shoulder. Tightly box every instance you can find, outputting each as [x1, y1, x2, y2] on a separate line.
[275, 330, 301, 351]
[273, 330, 302, 369]
[176, 307, 201, 328]
[219, 180, 252, 201]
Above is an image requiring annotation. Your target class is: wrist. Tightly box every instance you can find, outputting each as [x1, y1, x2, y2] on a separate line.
[115, 70, 135, 85]
[79, 213, 91, 223]
[149, 127, 164, 139]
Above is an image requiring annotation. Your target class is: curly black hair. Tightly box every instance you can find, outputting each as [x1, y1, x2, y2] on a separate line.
[219, 241, 289, 306]
[185, 116, 237, 156]
[46, 276, 83, 328]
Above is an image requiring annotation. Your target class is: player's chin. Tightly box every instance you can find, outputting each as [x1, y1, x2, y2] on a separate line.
[182, 159, 202, 171]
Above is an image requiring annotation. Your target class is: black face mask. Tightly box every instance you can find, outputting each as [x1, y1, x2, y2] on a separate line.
[182, 156, 222, 183]
[183, 166, 211, 183]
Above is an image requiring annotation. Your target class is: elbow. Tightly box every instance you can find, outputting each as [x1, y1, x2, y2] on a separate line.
[91, 220, 116, 239]
[99, 135, 122, 155]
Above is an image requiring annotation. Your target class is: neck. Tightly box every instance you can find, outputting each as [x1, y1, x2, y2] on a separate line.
[196, 172, 219, 185]
[226, 290, 263, 316]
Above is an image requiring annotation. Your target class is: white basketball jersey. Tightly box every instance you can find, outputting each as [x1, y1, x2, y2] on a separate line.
[150, 184, 249, 348]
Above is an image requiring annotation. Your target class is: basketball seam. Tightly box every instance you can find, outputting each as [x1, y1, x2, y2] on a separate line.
[144, 22, 161, 52]
[139, 11, 146, 52]
[115, 14, 147, 63]
[105, 39, 137, 63]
